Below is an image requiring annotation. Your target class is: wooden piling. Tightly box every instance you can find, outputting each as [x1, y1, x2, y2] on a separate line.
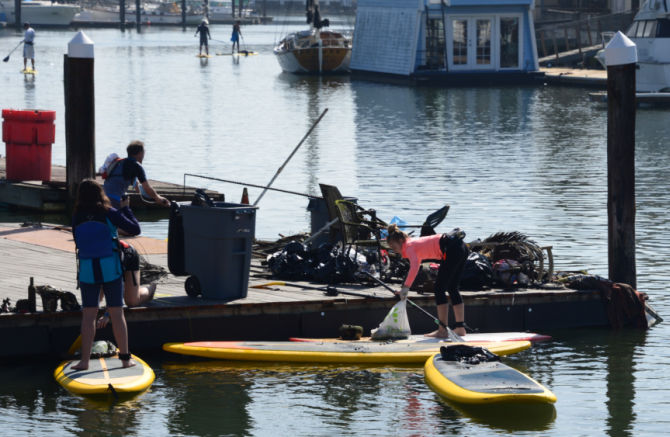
[232, 0, 235, 19]
[182, 0, 186, 25]
[120, 0, 125, 26]
[136, 0, 141, 31]
[64, 34, 96, 212]
[606, 52, 637, 288]
[586, 20, 593, 47]
[14, 0, 21, 31]
[262, 0, 267, 17]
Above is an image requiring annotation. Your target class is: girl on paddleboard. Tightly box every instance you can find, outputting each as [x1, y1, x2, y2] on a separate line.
[70, 180, 140, 370]
[386, 224, 469, 338]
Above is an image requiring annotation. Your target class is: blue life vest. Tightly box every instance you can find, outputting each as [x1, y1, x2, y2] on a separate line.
[73, 212, 123, 284]
[103, 157, 140, 202]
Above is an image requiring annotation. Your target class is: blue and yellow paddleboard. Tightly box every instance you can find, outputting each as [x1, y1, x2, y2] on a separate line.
[425, 353, 556, 404]
[55, 355, 154, 395]
[196, 54, 212, 58]
[21, 69, 38, 74]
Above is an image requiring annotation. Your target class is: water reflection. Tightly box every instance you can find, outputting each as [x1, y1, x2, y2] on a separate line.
[161, 360, 253, 436]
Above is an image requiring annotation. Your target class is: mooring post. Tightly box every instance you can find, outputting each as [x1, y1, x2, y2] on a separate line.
[263, 0, 267, 18]
[232, 0, 235, 19]
[64, 31, 96, 213]
[605, 31, 638, 288]
[14, 0, 21, 31]
[182, 0, 186, 26]
[120, 0, 126, 27]
[136, 0, 141, 31]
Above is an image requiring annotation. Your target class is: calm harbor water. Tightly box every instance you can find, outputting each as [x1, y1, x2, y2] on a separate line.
[1, 21, 670, 436]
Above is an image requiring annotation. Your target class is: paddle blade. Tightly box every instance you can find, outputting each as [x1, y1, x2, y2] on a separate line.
[425, 205, 450, 229]
[68, 335, 82, 355]
[2, 56, 9, 63]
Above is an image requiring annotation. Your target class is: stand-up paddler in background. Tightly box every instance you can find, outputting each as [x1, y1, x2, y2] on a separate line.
[22, 22, 35, 71]
[194, 19, 211, 56]
[231, 20, 241, 54]
[102, 140, 169, 217]
[386, 224, 470, 338]
[71, 180, 140, 370]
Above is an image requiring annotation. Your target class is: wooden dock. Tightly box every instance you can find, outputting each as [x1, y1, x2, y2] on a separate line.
[541, 67, 607, 87]
[0, 158, 223, 212]
[0, 224, 619, 358]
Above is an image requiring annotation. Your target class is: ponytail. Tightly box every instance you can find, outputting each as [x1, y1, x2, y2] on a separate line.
[386, 223, 408, 247]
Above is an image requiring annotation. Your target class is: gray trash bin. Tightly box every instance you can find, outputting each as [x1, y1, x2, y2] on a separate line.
[180, 202, 258, 300]
[306, 196, 357, 248]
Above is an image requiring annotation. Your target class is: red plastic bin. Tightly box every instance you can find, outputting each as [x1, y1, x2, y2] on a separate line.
[2, 109, 56, 181]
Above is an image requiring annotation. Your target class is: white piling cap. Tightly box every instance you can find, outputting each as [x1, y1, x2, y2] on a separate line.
[68, 31, 94, 59]
[604, 31, 637, 66]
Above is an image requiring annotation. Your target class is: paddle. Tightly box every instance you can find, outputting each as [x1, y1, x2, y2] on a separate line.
[253, 108, 328, 206]
[241, 34, 249, 56]
[3, 41, 23, 63]
[68, 335, 82, 355]
[362, 272, 465, 343]
[250, 281, 383, 300]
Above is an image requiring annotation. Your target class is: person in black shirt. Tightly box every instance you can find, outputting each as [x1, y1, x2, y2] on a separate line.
[195, 19, 211, 56]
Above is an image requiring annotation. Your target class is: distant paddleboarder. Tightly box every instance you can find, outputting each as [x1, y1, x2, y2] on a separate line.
[231, 20, 241, 54]
[194, 19, 211, 56]
[22, 22, 35, 71]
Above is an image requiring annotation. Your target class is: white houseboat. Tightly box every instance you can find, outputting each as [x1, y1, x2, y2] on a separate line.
[350, 0, 543, 86]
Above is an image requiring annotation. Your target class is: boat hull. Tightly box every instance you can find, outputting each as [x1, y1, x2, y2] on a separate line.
[275, 47, 351, 74]
[2, 3, 79, 26]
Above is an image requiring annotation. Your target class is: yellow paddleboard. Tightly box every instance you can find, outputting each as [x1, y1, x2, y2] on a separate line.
[164, 340, 531, 364]
[425, 352, 556, 404]
[216, 52, 258, 56]
[21, 69, 38, 74]
[55, 355, 155, 395]
[196, 54, 212, 58]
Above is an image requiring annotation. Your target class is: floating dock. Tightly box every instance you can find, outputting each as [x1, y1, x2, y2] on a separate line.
[541, 67, 607, 87]
[0, 158, 223, 211]
[0, 225, 632, 358]
[589, 92, 670, 107]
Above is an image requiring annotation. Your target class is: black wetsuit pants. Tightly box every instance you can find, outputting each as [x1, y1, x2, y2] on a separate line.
[433, 238, 469, 306]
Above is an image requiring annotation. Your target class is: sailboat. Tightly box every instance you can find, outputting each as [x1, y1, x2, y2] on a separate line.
[273, 0, 351, 74]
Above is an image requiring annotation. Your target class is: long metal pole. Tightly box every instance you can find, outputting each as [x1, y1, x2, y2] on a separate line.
[253, 108, 328, 206]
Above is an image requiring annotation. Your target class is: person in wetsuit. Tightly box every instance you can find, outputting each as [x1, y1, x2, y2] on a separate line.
[231, 20, 241, 54]
[386, 223, 469, 338]
[195, 19, 211, 56]
[102, 140, 169, 212]
[70, 179, 140, 370]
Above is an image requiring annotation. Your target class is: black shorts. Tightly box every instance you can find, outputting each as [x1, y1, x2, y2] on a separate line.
[122, 244, 140, 272]
[200, 37, 208, 46]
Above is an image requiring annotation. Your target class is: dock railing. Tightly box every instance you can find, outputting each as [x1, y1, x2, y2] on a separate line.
[536, 10, 637, 62]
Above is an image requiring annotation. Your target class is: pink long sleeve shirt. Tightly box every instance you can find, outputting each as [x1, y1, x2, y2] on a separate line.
[401, 234, 444, 288]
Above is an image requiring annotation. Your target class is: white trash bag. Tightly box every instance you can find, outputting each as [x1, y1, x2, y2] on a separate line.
[371, 299, 411, 340]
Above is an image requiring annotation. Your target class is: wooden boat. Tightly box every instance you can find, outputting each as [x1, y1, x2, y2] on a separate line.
[273, 0, 351, 74]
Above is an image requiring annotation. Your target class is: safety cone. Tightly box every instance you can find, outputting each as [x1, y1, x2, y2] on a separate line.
[241, 188, 250, 205]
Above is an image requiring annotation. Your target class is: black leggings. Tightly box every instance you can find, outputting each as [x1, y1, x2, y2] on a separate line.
[433, 240, 469, 306]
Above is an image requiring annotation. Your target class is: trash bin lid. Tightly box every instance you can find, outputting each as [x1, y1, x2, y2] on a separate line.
[2, 109, 57, 122]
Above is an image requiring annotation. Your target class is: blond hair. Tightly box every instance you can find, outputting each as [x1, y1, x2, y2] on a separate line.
[386, 223, 408, 247]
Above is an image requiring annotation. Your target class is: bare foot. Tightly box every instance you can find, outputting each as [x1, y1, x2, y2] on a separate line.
[122, 359, 137, 368]
[147, 283, 157, 301]
[96, 314, 109, 329]
[424, 329, 450, 338]
[70, 361, 89, 371]
[454, 328, 466, 337]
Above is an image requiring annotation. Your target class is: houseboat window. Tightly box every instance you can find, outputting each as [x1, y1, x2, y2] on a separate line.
[425, 19, 446, 70]
[476, 20, 492, 65]
[658, 19, 670, 37]
[643, 20, 657, 37]
[636, 21, 646, 38]
[500, 17, 519, 68]
[452, 20, 468, 65]
[626, 21, 638, 37]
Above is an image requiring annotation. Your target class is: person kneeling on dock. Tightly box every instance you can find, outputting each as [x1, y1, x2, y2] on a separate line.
[97, 242, 157, 328]
[102, 140, 169, 214]
[386, 224, 469, 338]
[195, 19, 211, 56]
[71, 179, 140, 370]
